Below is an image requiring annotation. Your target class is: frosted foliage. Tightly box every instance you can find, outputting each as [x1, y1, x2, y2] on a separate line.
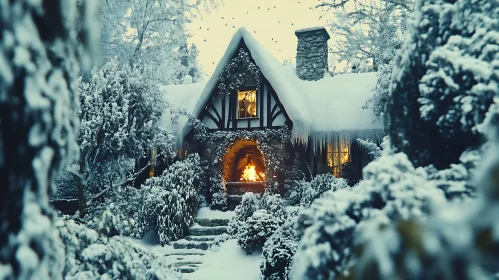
[0, 0, 97, 279]
[290, 151, 449, 279]
[98, 0, 207, 84]
[290, 174, 348, 207]
[418, 0, 499, 137]
[57, 218, 180, 279]
[236, 210, 282, 254]
[261, 217, 300, 280]
[85, 186, 142, 238]
[357, 138, 382, 159]
[228, 192, 261, 236]
[79, 58, 169, 162]
[353, 126, 499, 280]
[77, 57, 173, 211]
[139, 154, 201, 245]
[387, 0, 499, 167]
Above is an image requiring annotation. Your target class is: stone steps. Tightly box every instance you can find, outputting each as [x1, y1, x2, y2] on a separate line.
[184, 235, 218, 242]
[172, 240, 214, 250]
[189, 225, 228, 236]
[166, 217, 231, 276]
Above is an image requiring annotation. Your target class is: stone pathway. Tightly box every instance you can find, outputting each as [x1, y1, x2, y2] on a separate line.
[164, 217, 230, 277]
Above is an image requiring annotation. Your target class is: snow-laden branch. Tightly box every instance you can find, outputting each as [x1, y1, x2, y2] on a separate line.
[86, 151, 164, 206]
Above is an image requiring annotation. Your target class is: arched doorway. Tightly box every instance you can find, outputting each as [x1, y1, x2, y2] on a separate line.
[223, 139, 266, 195]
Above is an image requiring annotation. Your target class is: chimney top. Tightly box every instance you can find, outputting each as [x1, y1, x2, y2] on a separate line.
[295, 26, 330, 81]
[295, 27, 330, 40]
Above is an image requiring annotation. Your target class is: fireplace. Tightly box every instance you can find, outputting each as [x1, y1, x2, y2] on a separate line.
[223, 140, 266, 195]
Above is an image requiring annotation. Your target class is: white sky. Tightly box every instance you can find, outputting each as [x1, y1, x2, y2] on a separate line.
[187, 0, 330, 75]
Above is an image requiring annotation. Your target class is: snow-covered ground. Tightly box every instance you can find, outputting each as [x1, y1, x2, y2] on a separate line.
[196, 207, 235, 220]
[187, 239, 262, 280]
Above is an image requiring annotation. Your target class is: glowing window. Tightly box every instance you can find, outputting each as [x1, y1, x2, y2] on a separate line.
[237, 89, 257, 119]
[327, 138, 351, 178]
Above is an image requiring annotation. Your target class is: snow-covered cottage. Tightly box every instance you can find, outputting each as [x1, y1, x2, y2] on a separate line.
[158, 27, 383, 206]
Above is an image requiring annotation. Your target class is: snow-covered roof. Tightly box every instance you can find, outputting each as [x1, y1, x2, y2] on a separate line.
[158, 82, 206, 145]
[159, 27, 384, 145]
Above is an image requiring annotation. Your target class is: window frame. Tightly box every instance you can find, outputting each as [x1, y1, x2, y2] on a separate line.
[236, 86, 259, 119]
[326, 138, 351, 178]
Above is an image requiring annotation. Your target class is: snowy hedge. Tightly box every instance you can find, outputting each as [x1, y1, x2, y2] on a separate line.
[228, 192, 261, 237]
[237, 210, 282, 254]
[57, 218, 180, 279]
[260, 214, 300, 280]
[290, 149, 453, 279]
[387, 0, 499, 168]
[290, 173, 348, 207]
[138, 154, 202, 245]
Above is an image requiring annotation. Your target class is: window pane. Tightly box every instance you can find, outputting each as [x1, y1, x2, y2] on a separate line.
[238, 89, 257, 118]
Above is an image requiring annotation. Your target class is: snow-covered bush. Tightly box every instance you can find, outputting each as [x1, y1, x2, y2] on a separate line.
[352, 118, 499, 280]
[85, 185, 142, 237]
[261, 193, 288, 220]
[291, 151, 447, 279]
[237, 209, 282, 254]
[138, 154, 201, 245]
[387, 0, 499, 168]
[356, 139, 382, 160]
[228, 192, 261, 236]
[290, 174, 348, 207]
[260, 214, 300, 280]
[57, 218, 180, 279]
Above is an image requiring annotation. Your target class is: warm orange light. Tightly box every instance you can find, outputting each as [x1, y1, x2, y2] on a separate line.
[240, 164, 265, 182]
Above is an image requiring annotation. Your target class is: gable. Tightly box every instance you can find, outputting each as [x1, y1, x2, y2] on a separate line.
[196, 42, 292, 131]
[182, 27, 312, 143]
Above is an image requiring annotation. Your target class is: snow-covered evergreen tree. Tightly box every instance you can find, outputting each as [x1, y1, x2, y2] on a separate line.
[75, 58, 173, 217]
[261, 217, 300, 280]
[0, 1, 97, 278]
[228, 192, 261, 236]
[387, 0, 499, 168]
[138, 154, 202, 245]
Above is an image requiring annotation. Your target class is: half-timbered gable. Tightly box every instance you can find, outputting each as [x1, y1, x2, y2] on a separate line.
[195, 40, 291, 131]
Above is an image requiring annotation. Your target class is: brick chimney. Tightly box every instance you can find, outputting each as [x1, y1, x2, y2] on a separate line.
[295, 27, 330, 81]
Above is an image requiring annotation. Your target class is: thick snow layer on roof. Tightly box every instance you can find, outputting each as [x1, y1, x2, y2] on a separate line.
[282, 66, 384, 132]
[158, 82, 206, 146]
[168, 27, 383, 145]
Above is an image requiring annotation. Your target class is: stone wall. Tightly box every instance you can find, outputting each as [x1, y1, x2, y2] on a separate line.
[295, 27, 330, 81]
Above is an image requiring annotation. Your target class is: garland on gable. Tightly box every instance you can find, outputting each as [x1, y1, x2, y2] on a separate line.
[194, 127, 290, 209]
[218, 48, 261, 97]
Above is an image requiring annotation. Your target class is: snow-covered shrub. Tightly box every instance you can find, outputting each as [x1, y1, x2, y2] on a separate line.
[57, 218, 180, 279]
[352, 121, 499, 280]
[228, 192, 261, 236]
[138, 154, 201, 245]
[291, 174, 348, 207]
[260, 214, 300, 280]
[356, 139, 382, 160]
[85, 185, 142, 237]
[291, 152, 447, 279]
[387, 0, 499, 168]
[261, 193, 288, 220]
[237, 210, 282, 254]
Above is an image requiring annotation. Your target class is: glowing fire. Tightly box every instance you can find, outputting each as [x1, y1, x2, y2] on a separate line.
[240, 164, 266, 182]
